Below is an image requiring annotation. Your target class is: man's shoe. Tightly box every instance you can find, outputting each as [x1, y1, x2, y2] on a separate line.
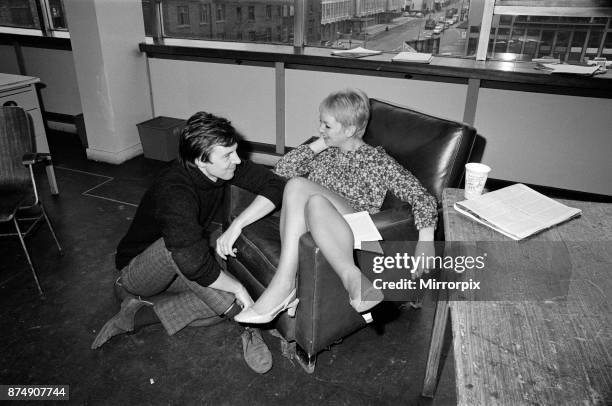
[240, 327, 272, 374]
[91, 297, 151, 349]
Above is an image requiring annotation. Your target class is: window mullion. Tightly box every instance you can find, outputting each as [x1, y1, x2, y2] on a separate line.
[152, 0, 164, 44]
[35, 0, 53, 36]
[294, 0, 306, 49]
[477, 0, 496, 60]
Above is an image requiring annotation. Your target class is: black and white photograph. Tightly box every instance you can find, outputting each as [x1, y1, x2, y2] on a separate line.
[0, 0, 611, 404]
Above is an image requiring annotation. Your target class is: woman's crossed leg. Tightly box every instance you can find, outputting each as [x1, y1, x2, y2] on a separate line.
[248, 177, 382, 316]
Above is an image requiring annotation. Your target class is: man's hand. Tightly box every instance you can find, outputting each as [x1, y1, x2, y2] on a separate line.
[234, 285, 254, 309]
[308, 137, 328, 154]
[216, 224, 242, 260]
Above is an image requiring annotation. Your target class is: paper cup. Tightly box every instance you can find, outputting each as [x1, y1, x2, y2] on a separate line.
[464, 163, 491, 200]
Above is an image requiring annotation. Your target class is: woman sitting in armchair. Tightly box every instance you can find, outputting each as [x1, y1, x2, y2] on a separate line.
[234, 88, 438, 324]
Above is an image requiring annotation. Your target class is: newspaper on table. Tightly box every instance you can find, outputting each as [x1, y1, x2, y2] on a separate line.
[331, 47, 382, 58]
[453, 183, 582, 240]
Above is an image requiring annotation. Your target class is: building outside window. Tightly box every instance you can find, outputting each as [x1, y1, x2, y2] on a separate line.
[249, 30, 256, 41]
[216, 4, 225, 22]
[236, 6, 242, 22]
[0, 0, 39, 29]
[248, 6, 255, 22]
[49, 0, 67, 29]
[466, 0, 611, 62]
[266, 5, 272, 19]
[200, 4, 210, 24]
[177, 5, 189, 26]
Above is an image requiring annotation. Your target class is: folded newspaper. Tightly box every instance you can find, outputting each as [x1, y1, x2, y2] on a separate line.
[342, 211, 383, 250]
[454, 184, 581, 240]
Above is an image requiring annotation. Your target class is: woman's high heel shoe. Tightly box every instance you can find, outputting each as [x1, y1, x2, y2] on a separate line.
[234, 289, 299, 324]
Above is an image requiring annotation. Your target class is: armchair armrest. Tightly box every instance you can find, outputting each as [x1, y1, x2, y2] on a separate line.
[370, 206, 419, 241]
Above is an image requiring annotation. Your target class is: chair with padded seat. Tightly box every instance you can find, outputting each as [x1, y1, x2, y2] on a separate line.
[0, 106, 62, 297]
[223, 98, 477, 372]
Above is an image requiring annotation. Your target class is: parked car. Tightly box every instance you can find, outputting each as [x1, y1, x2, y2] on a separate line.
[416, 12, 424, 18]
[425, 19, 436, 29]
[433, 26, 443, 35]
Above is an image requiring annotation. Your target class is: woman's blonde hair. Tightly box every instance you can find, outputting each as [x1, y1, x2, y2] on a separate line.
[319, 88, 370, 138]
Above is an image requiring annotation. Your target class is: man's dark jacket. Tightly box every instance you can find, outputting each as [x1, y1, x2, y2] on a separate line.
[116, 160, 284, 286]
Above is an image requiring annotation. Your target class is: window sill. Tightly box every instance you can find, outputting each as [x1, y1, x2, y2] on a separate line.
[139, 40, 612, 98]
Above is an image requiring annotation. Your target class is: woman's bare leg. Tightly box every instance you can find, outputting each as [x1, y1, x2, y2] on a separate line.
[305, 194, 383, 311]
[249, 177, 354, 314]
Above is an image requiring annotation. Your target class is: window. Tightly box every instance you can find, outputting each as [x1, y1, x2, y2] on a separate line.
[248, 6, 255, 22]
[177, 5, 189, 26]
[482, 2, 611, 62]
[49, 0, 67, 30]
[0, 0, 39, 29]
[216, 4, 225, 22]
[144, 0, 611, 62]
[200, 4, 210, 24]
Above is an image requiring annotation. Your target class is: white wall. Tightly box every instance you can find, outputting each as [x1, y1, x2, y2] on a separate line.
[285, 69, 467, 146]
[149, 58, 276, 145]
[22, 47, 81, 115]
[475, 89, 612, 195]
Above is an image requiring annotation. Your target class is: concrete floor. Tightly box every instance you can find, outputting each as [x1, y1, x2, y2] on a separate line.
[0, 132, 457, 405]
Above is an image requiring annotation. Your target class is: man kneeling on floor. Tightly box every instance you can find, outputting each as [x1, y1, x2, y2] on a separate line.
[91, 111, 285, 374]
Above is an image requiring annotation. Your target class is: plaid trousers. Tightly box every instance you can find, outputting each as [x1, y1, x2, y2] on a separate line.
[118, 238, 235, 335]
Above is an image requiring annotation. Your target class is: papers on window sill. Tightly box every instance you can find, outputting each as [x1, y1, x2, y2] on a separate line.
[331, 47, 382, 58]
[454, 184, 581, 240]
[342, 211, 383, 250]
[392, 51, 433, 64]
[539, 63, 599, 75]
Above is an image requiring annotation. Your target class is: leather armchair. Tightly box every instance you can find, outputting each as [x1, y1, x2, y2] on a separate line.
[223, 98, 477, 372]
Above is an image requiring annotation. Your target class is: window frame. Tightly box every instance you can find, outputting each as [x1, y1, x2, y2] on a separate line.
[0, 0, 69, 37]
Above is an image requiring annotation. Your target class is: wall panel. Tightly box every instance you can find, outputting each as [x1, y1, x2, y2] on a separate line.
[149, 58, 276, 145]
[475, 88, 612, 195]
[284, 70, 468, 147]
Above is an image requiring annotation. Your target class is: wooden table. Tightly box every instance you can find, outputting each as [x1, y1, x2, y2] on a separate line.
[422, 188, 612, 405]
[0, 73, 58, 195]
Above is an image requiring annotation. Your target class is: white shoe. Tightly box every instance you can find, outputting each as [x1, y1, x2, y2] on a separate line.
[234, 289, 299, 324]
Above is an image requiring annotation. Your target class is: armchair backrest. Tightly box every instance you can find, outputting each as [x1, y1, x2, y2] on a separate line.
[0, 106, 35, 190]
[364, 98, 476, 206]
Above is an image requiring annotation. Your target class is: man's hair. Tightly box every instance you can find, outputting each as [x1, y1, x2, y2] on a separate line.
[178, 111, 238, 167]
[319, 88, 370, 138]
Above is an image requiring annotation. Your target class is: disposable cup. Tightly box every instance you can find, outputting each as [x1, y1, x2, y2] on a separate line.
[464, 163, 491, 200]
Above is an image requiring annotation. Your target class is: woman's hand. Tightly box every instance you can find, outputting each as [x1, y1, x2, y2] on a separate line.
[412, 226, 436, 279]
[309, 137, 328, 154]
[412, 240, 435, 279]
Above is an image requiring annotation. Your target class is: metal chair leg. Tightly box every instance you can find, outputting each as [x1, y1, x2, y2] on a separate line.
[13, 217, 44, 297]
[40, 205, 62, 253]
